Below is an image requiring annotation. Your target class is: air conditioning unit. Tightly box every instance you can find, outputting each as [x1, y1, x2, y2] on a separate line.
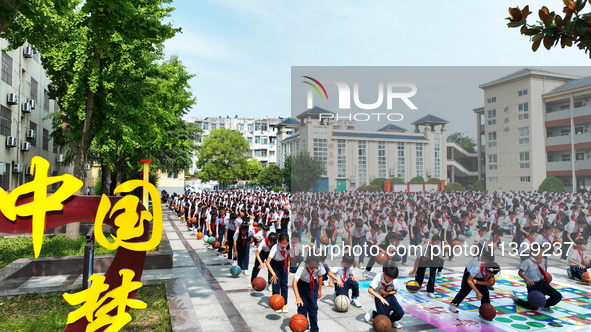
[23, 46, 34, 58]
[21, 141, 31, 151]
[21, 102, 32, 113]
[389, 170, 396, 176]
[56, 154, 64, 163]
[24, 166, 33, 176]
[28, 99, 37, 109]
[7, 93, 18, 105]
[13, 163, 23, 173]
[427, 170, 432, 177]
[26, 129, 36, 139]
[6, 136, 17, 147]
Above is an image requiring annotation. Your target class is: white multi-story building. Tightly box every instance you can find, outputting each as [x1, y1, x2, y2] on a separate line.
[0, 40, 72, 191]
[276, 107, 448, 192]
[475, 68, 591, 192]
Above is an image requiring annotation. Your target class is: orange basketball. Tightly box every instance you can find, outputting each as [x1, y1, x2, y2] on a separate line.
[468, 220, 474, 226]
[376, 252, 388, 265]
[320, 235, 329, 245]
[372, 315, 392, 332]
[479, 303, 496, 321]
[488, 277, 495, 287]
[253, 222, 258, 227]
[212, 241, 220, 249]
[252, 277, 266, 291]
[452, 240, 461, 247]
[196, 232, 204, 239]
[269, 294, 285, 310]
[582, 272, 591, 283]
[289, 314, 308, 332]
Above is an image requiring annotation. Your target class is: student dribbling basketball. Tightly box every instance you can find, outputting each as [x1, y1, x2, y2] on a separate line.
[266, 232, 291, 313]
[293, 252, 325, 332]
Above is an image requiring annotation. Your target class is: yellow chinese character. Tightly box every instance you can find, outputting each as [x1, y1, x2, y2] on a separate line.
[0, 156, 82, 258]
[94, 180, 162, 252]
[63, 269, 146, 331]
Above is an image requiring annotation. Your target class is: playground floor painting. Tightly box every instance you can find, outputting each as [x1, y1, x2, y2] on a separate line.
[359, 273, 591, 332]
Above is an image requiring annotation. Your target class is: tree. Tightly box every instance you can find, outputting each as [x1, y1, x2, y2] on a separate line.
[290, 151, 324, 192]
[447, 132, 476, 153]
[196, 128, 250, 189]
[474, 179, 487, 192]
[370, 178, 386, 189]
[240, 158, 263, 181]
[507, 2, 591, 56]
[444, 182, 466, 192]
[390, 177, 405, 183]
[538, 176, 566, 192]
[258, 164, 282, 189]
[427, 177, 441, 183]
[150, 120, 200, 177]
[281, 155, 292, 192]
[410, 176, 426, 183]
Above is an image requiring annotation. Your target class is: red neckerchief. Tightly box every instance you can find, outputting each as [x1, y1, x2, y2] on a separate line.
[358, 227, 362, 239]
[577, 227, 582, 239]
[330, 223, 336, 236]
[418, 222, 424, 234]
[397, 219, 404, 229]
[479, 263, 489, 281]
[264, 237, 270, 249]
[341, 266, 348, 284]
[493, 235, 500, 243]
[525, 237, 533, 244]
[345, 226, 351, 238]
[241, 232, 247, 246]
[542, 233, 552, 244]
[306, 267, 316, 292]
[576, 248, 586, 265]
[280, 248, 288, 272]
[529, 257, 546, 280]
[370, 230, 376, 242]
[381, 278, 391, 298]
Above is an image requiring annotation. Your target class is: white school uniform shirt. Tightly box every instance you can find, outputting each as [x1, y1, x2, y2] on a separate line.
[330, 264, 355, 282]
[291, 242, 303, 257]
[338, 226, 353, 240]
[295, 265, 326, 283]
[568, 247, 586, 264]
[369, 272, 399, 293]
[534, 233, 554, 248]
[233, 226, 257, 242]
[352, 225, 370, 239]
[257, 239, 272, 252]
[519, 257, 546, 282]
[254, 230, 267, 241]
[269, 244, 290, 261]
[467, 263, 488, 279]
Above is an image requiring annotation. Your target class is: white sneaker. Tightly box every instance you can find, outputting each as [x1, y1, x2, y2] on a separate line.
[364, 309, 376, 323]
[449, 303, 459, 313]
[282, 305, 288, 313]
[362, 270, 369, 277]
[427, 292, 436, 299]
[352, 297, 362, 307]
[275, 308, 283, 313]
[392, 321, 401, 329]
[323, 280, 328, 286]
[227, 259, 232, 264]
[268, 285, 272, 292]
[244, 270, 250, 276]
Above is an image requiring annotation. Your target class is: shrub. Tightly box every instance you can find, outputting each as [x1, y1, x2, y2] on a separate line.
[390, 177, 404, 183]
[426, 177, 441, 183]
[409, 176, 425, 183]
[538, 176, 566, 193]
[271, 186, 284, 192]
[356, 184, 383, 192]
[473, 179, 486, 192]
[444, 182, 465, 192]
[370, 178, 386, 189]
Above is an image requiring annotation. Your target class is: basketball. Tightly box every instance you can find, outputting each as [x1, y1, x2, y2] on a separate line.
[320, 235, 329, 245]
[180, 216, 184, 220]
[479, 303, 496, 321]
[543, 271, 552, 283]
[488, 277, 495, 287]
[376, 252, 388, 265]
[212, 241, 221, 249]
[406, 280, 421, 293]
[197, 232, 204, 239]
[466, 230, 473, 237]
[452, 240, 461, 247]
[468, 220, 474, 226]
[334, 295, 350, 312]
[252, 277, 266, 291]
[430, 228, 440, 236]
[289, 314, 308, 332]
[372, 315, 392, 332]
[230, 265, 241, 277]
[269, 294, 285, 310]
[457, 234, 465, 242]
[253, 222, 258, 227]
[220, 244, 229, 254]
[208, 237, 216, 245]
[203, 236, 209, 244]
[527, 290, 546, 308]
[583, 272, 591, 283]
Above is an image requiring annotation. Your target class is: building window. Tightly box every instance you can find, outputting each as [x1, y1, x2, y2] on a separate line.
[519, 138, 529, 144]
[219, 123, 225, 129]
[313, 126, 328, 176]
[488, 165, 498, 170]
[519, 151, 530, 169]
[270, 150, 275, 157]
[30, 78, 38, 102]
[518, 114, 529, 120]
[255, 123, 261, 131]
[211, 124, 216, 130]
[434, 133, 441, 178]
[575, 101, 583, 108]
[261, 123, 268, 131]
[489, 177, 498, 183]
[261, 136, 268, 145]
[0, 163, 9, 190]
[0, 106, 11, 136]
[518, 89, 528, 96]
[488, 154, 497, 163]
[247, 124, 253, 132]
[239, 123, 244, 131]
[358, 140, 367, 186]
[261, 161, 268, 167]
[520, 176, 531, 182]
[247, 137, 252, 144]
[261, 149, 267, 157]
[270, 137, 276, 144]
[576, 152, 584, 161]
[576, 126, 584, 134]
[487, 109, 496, 119]
[518, 102, 528, 113]
[1, 52, 12, 85]
[42, 128, 49, 151]
[255, 136, 260, 144]
[562, 154, 571, 162]
[488, 132, 496, 141]
[518, 127, 529, 137]
[397, 142, 405, 179]
[488, 142, 497, 148]
[378, 141, 387, 178]
[29, 121, 37, 147]
[43, 89, 49, 112]
[487, 97, 496, 104]
[561, 129, 570, 136]
[337, 139, 347, 178]
[415, 143, 423, 178]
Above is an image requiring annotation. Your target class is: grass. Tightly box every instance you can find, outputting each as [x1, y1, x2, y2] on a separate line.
[0, 283, 171, 332]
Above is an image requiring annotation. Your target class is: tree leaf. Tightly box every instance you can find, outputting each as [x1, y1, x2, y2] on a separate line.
[532, 38, 542, 51]
[532, 33, 544, 42]
[543, 34, 554, 50]
[508, 19, 526, 27]
[576, 19, 586, 35]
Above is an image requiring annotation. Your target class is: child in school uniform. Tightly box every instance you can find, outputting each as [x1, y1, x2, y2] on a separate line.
[409, 235, 442, 299]
[364, 263, 405, 329]
[266, 232, 291, 313]
[328, 253, 362, 307]
[513, 250, 562, 313]
[293, 252, 325, 332]
[253, 224, 269, 247]
[448, 261, 501, 313]
[233, 221, 256, 276]
[290, 232, 304, 273]
[251, 232, 277, 289]
[567, 238, 591, 281]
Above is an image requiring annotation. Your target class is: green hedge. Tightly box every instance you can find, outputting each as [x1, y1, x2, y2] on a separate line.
[356, 184, 383, 192]
[538, 176, 566, 193]
[409, 176, 425, 183]
[444, 182, 465, 192]
[370, 178, 386, 188]
[474, 179, 486, 192]
[426, 177, 441, 183]
[390, 177, 404, 183]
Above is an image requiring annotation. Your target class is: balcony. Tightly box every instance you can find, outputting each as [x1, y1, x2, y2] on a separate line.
[546, 132, 591, 148]
[546, 160, 591, 172]
[546, 109, 570, 122]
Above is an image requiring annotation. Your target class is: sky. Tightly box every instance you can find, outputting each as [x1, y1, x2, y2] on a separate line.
[164, 0, 591, 138]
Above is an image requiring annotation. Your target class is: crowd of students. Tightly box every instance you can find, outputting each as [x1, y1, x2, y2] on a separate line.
[162, 188, 591, 331]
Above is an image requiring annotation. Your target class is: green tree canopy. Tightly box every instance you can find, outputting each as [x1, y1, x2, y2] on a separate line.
[290, 151, 324, 192]
[426, 177, 441, 183]
[447, 132, 476, 153]
[444, 182, 466, 192]
[410, 176, 426, 183]
[240, 158, 263, 181]
[258, 164, 282, 189]
[474, 179, 486, 192]
[196, 128, 250, 187]
[281, 155, 292, 192]
[370, 178, 386, 189]
[390, 177, 405, 183]
[538, 176, 566, 192]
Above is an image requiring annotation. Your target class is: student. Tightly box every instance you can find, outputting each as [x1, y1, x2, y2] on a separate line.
[563, 216, 589, 261]
[293, 252, 325, 332]
[266, 232, 291, 313]
[448, 261, 501, 313]
[290, 232, 304, 273]
[363, 228, 389, 277]
[233, 221, 256, 276]
[364, 263, 405, 329]
[409, 235, 442, 298]
[338, 219, 355, 247]
[253, 224, 269, 247]
[474, 226, 488, 253]
[308, 215, 325, 248]
[325, 215, 339, 245]
[328, 253, 362, 307]
[251, 232, 277, 289]
[226, 213, 239, 263]
[352, 219, 370, 265]
[567, 238, 591, 281]
[513, 250, 562, 313]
